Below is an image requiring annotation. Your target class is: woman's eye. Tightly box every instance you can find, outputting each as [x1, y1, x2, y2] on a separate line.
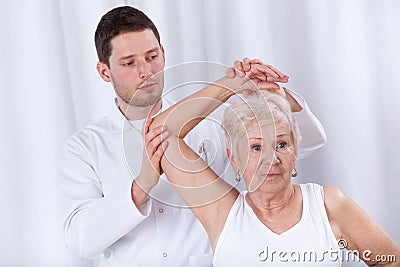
[276, 142, 287, 149]
[251, 145, 261, 151]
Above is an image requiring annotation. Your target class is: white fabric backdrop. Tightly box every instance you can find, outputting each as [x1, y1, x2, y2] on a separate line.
[1, 0, 399, 266]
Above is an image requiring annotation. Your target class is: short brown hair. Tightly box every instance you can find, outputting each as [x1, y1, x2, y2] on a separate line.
[94, 6, 161, 67]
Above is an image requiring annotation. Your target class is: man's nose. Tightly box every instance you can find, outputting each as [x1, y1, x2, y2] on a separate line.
[138, 60, 152, 79]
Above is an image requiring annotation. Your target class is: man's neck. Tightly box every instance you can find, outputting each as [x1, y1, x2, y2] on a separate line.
[119, 100, 163, 121]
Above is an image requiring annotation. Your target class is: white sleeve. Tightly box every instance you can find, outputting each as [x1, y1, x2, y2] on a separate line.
[285, 87, 327, 159]
[58, 137, 152, 260]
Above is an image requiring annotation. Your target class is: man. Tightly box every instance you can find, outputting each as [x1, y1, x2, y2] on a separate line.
[59, 6, 326, 267]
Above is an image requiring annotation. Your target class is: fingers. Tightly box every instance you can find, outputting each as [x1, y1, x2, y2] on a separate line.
[144, 124, 167, 144]
[149, 140, 168, 175]
[143, 125, 168, 175]
[266, 64, 289, 81]
[251, 64, 279, 78]
[230, 58, 289, 95]
[242, 57, 251, 72]
[145, 127, 168, 155]
[232, 58, 252, 77]
[246, 65, 288, 86]
[152, 140, 168, 162]
[256, 81, 281, 90]
[139, 120, 168, 186]
[233, 60, 245, 77]
[249, 58, 265, 65]
[252, 64, 288, 81]
[143, 117, 153, 135]
[144, 124, 168, 170]
[226, 67, 236, 78]
[232, 58, 288, 83]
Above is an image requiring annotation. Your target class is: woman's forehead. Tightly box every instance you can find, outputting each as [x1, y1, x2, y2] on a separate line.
[244, 120, 290, 136]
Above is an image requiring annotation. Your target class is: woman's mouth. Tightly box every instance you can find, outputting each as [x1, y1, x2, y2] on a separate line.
[265, 173, 279, 179]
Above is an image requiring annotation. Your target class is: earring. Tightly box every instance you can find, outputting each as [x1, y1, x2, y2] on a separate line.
[291, 168, 298, 178]
[235, 171, 242, 182]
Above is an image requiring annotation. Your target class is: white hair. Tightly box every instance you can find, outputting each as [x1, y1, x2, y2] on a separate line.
[221, 91, 301, 155]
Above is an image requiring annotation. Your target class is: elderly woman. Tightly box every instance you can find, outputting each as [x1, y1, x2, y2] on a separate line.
[146, 64, 400, 266]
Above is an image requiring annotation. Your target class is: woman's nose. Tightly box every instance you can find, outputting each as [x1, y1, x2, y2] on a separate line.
[260, 151, 280, 166]
[272, 152, 281, 164]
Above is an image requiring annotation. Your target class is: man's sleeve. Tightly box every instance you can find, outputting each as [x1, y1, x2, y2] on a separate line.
[285, 88, 327, 159]
[58, 136, 151, 259]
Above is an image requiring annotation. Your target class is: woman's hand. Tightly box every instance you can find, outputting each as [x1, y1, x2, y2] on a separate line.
[227, 57, 289, 96]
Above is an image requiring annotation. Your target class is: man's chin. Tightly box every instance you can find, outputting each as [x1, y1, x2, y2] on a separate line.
[128, 95, 162, 108]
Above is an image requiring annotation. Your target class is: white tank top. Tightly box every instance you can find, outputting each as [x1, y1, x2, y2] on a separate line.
[213, 183, 342, 266]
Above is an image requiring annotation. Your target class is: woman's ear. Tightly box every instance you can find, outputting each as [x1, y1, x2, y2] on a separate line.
[290, 132, 298, 158]
[96, 61, 111, 82]
[227, 148, 238, 172]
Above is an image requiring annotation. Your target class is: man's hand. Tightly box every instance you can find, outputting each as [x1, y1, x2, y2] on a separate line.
[131, 118, 168, 207]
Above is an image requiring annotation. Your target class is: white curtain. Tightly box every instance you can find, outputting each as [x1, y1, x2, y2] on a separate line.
[1, 0, 399, 266]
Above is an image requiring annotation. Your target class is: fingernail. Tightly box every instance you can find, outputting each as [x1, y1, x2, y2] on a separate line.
[162, 140, 169, 149]
[162, 131, 169, 138]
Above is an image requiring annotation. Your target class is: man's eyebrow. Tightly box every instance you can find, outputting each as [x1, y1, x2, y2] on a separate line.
[118, 47, 160, 61]
[145, 47, 160, 54]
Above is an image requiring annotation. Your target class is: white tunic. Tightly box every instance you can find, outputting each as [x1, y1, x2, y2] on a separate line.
[60, 98, 224, 267]
[213, 183, 342, 267]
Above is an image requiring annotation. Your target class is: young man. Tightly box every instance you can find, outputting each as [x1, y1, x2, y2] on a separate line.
[59, 6, 326, 267]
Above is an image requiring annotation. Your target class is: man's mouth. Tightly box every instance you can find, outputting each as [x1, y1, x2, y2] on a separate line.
[139, 82, 157, 92]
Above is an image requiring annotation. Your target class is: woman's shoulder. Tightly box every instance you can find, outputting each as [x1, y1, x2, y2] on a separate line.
[298, 183, 346, 202]
[323, 185, 347, 207]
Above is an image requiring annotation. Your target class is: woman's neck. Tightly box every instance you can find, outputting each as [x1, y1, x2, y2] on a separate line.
[246, 184, 296, 214]
[246, 184, 302, 234]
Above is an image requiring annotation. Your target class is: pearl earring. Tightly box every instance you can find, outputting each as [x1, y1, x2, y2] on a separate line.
[235, 171, 242, 182]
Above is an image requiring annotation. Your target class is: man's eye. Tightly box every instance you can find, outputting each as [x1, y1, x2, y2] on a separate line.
[251, 145, 261, 151]
[147, 54, 158, 61]
[123, 61, 135, 67]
